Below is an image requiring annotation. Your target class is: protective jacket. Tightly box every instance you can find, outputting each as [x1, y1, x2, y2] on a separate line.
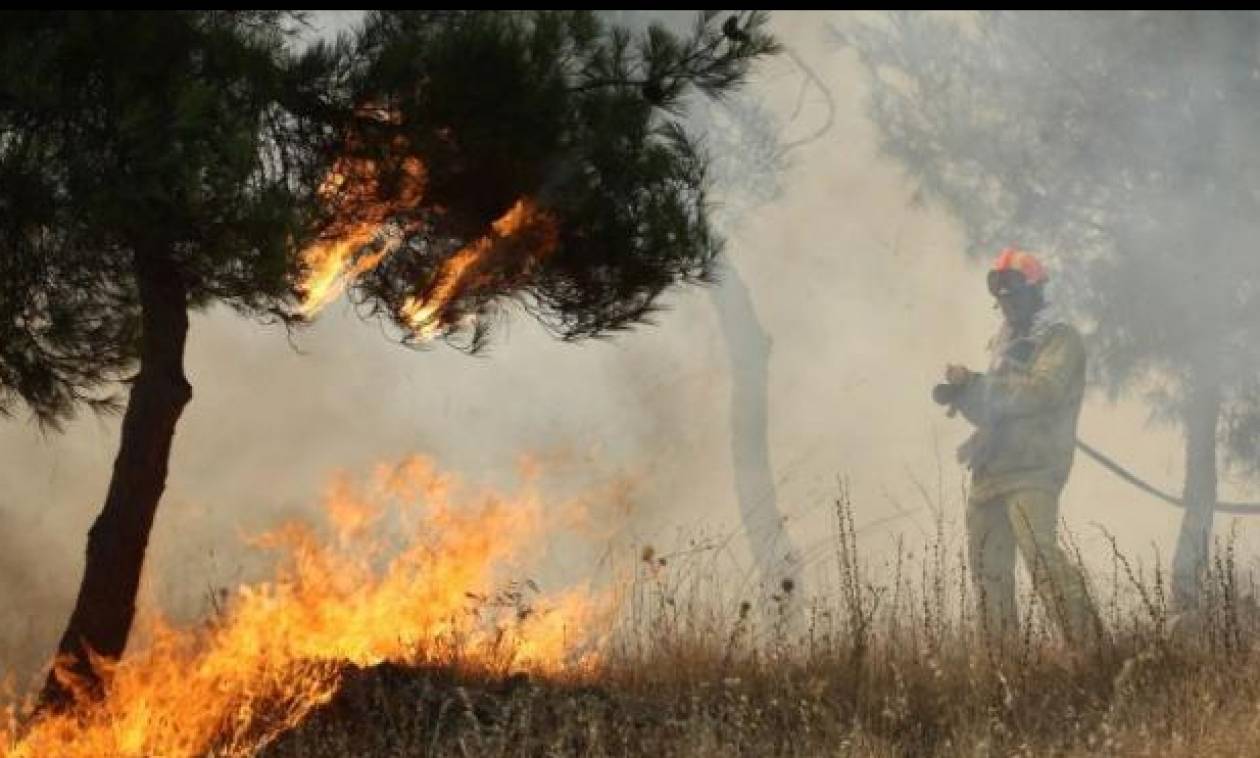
[952, 318, 1086, 504]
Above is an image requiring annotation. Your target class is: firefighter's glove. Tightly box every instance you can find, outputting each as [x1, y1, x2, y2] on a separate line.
[933, 382, 962, 406]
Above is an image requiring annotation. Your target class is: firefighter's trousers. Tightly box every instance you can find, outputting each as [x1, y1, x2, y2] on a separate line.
[966, 488, 1096, 640]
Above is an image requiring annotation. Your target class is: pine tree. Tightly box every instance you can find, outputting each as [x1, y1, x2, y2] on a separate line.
[0, 10, 779, 708]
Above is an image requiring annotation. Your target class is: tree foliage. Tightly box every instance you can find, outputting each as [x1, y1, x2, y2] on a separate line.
[0, 10, 779, 422]
[841, 11, 1260, 467]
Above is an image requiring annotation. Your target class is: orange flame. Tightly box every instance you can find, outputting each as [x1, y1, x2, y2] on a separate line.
[297, 154, 426, 316]
[401, 198, 559, 340]
[295, 135, 558, 341]
[3, 456, 608, 758]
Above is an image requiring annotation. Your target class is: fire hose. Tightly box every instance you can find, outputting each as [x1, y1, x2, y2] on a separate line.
[1074, 438, 1260, 516]
[939, 384, 1260, 514]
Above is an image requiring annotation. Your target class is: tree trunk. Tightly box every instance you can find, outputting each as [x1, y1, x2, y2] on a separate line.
[711, 261, 804, 610]
[39, 252, 191, 711]
[1171, 375, 1222, 610]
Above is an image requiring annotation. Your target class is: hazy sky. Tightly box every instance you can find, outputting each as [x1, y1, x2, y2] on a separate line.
[3, 11, 1253, 680]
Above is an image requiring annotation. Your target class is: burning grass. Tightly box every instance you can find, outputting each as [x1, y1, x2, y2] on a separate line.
[6, 474, 1260, 756]
[1, 456, 607, 758]
[262, 496, 1260, 758]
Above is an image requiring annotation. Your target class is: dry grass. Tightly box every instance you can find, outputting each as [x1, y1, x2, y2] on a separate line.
[256, 491, 1260, 757]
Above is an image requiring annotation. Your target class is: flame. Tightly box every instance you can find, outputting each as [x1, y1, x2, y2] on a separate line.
[3, 456, 608, 758]
[295, 135, 558, 341]
[297, 154, 426, 316]
[401, 198, 559, 340]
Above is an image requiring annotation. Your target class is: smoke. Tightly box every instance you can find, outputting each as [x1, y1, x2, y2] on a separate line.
[1, 11, 1253, 686]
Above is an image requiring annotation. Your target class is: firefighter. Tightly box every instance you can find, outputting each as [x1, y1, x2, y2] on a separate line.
[934, 248, 1096, 639]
